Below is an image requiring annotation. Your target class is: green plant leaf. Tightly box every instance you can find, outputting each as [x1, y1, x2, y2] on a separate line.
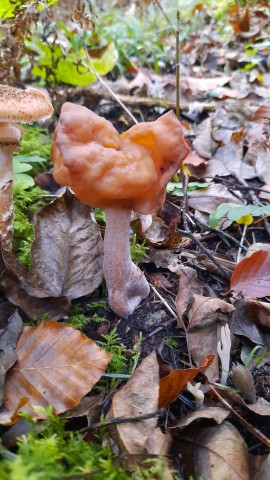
[227, 206, 251, 221]
[0, 0, 59, 18]
[32, 42, 118, 86]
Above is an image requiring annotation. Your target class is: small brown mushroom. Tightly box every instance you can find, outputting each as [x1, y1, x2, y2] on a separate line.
[52, 103, 190, 317]
[0, 85, 53, 251]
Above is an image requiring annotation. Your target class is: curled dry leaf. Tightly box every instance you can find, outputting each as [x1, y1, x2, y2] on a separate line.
[178, 422, 250, 480]
[231, 298, 270, 360]
[107, 350, 172, 467]
[2, 320, 112, 420]
[230, 250, 270, 298]
[170, 406, 229, 430]
[159, 355, 214, 408]
[0, 308, 23, 406]
[29, 189, 104, 300]
[187, 295, 235, 382]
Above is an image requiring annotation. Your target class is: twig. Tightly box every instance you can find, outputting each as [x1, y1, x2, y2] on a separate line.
[178, 229, 231, 280]
[153, 0, 175, 33]
[236, 224, 248, 263]
[82, 53, 138, 125]
[72, 86, 216, 112]
[181, 170, 190, 231]
[78, 409, 166, 434]
[210, 386, 270, 448]
[175, 10, 180, 120]
[150, 284, 178, 318]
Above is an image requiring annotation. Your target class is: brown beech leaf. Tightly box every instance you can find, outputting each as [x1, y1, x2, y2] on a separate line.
[3, 320, 112, 419]
[0, 252, 69, 321]
[159, 355, 214, 408]
[231, 298, 270, 357]
[184, 150, 209, 168]
[175, 267, 203, 327]
[178, 422, 249, 480]
[107, 350, 171, 465]
[29, 190, 103, 300]
[170, 406, 229, 430]
[187, 295, 235, 382]
[230, 250, 270, 297]
[0, 308, 23, 406]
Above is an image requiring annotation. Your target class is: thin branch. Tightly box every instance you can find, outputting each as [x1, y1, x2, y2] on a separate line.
[210, 386, 270, 448]
[78, 409, 166, 434]
[178, 229, 231, 280]
[82, 52, 138, 125]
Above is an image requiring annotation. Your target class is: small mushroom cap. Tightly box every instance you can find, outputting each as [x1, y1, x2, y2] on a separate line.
[0, 124, 21, 144]
[0, 85, 53, 123]
[52, 103, 190, 214]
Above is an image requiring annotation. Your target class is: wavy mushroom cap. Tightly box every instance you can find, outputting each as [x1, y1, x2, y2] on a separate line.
[52, 103, 190, 214]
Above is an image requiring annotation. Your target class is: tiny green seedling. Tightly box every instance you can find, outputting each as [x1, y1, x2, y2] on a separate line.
[209, 203, 270, 228]
[244, 345, 267, 369]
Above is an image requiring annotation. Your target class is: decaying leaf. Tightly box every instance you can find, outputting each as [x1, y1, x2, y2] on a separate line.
[178, 422, 250, 480]
[231, 297, 270, 351]
[0, 252, 69, 321]
[3, 320, 112, 419]
[107, 350, 172, 471]
[230, 250, 270, 298]
[170, 406, 229, 430]
[187, 295, 235, 382]
[159, 355, 214, 408]
[29, 190, 103, 300]
[175, 267, 203, 327]
[0, 308, 23, 406]
[188, 183, 243, 216]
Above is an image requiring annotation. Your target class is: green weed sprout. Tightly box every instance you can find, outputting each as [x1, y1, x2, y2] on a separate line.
[130, 234, 149, 265]
[209, 203, 270, 228]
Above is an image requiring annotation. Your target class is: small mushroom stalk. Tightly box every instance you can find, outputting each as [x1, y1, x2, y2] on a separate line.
[103, 207, 150, 317]
[0, 124, 21, 251]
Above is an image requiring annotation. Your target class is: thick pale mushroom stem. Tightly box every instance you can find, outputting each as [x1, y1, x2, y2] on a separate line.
[103, 207, 150, 317]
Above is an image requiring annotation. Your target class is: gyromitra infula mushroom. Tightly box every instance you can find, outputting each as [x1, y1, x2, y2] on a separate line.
[52, 103, 190, 317]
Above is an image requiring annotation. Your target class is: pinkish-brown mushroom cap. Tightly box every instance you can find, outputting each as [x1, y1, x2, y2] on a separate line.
[52, 103, 190, 214]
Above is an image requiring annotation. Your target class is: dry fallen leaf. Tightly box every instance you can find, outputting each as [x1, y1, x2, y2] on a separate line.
[231, 297, 270, 351]
[0, 252, 69, 321]
[29, 190, 104, 300]
[187, 295, 235, 382]
[170, 406, 229, 430]
[182, 75, 231, 94]
[230, 250, 270, 298]
[175, 267, 203, 327]
[159, 355, 214, 408]
[179, 422, 250, 480]
[107, 350, 172, 475]
[188, 183, 243, 215]
[3, 320, 112, 419]
[0, 308, 23, 406]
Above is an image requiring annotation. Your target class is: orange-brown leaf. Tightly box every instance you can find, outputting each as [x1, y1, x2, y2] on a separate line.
[3, 320, 112, 419]
[230, 251, 270, 297]
[159, 355, 214, 408]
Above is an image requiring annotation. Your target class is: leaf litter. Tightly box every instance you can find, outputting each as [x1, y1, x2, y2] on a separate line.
[2, 2, 270, 479]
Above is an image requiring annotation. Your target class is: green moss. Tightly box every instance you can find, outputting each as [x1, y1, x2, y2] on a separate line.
[13, 186, 48, 267]
[0, 407, 167, 480]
